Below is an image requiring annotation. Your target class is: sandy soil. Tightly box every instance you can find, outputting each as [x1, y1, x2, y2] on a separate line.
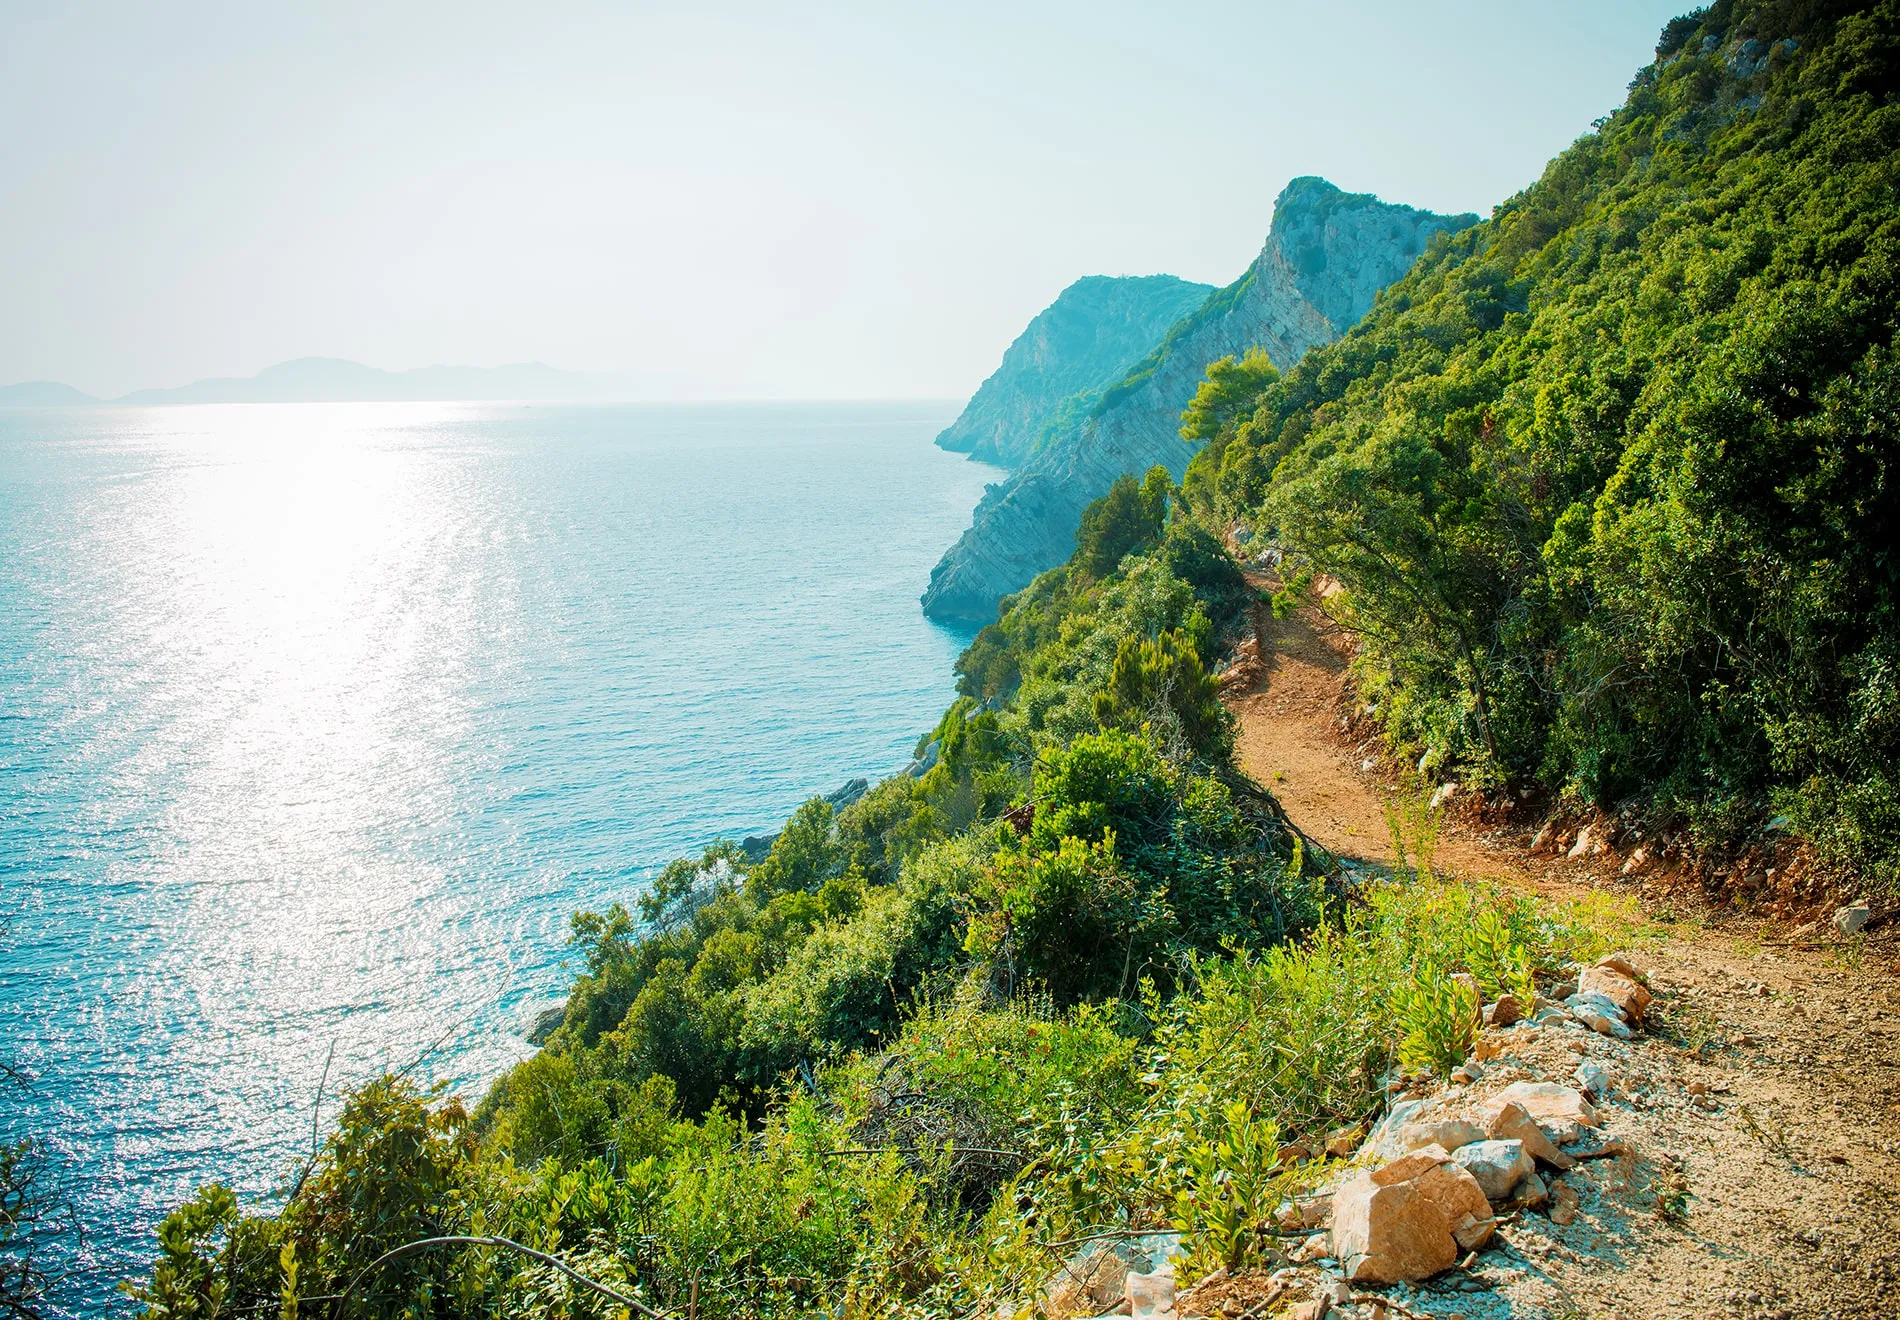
[1214, 593, 1900, 1320]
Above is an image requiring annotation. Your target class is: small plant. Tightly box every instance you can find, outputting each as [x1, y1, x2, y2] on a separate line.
[1655, 1167, 1691, 1224]
[1394, 972, 1479, 1077]
[1172, 1101, 1286, 1275]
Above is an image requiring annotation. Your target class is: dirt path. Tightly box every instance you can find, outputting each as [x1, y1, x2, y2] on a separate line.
[1220, 595, 1900, 1320]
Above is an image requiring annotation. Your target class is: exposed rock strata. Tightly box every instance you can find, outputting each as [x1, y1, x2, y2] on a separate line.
[922, 178, 1477, 623]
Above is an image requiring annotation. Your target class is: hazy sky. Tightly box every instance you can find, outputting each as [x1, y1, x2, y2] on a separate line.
[2, 1, 1685, 400]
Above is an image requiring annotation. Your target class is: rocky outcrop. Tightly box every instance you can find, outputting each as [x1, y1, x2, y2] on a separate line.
[921, 178, 1477, 623]
[936, 275, 1213, 468]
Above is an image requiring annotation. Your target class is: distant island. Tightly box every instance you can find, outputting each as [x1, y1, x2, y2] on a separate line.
[0, 356, 678, 407]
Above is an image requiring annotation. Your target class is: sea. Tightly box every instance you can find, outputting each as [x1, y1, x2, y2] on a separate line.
[0, 400, 997, 1313]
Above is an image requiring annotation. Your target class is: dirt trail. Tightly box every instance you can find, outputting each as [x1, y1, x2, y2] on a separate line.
[1219, 594, 1900, 1320]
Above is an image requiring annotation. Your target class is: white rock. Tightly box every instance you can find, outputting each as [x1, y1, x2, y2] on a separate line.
[1490, 1082, 1599, 1143]
[1567, 824, 1594, 859]
[1574, 1059, 1617, 1099]
[1835, 903, 1872, 936]
[1127, 1266, 1175, 1320]
[1564, 992, 1634, 1038]
[1452, 1139, 1535, 1201]
[1400, 1119, 1485, 1153]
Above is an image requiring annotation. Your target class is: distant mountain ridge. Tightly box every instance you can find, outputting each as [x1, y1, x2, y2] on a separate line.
[921, 177, 1478, 623]
[0, 357, 651, 406]
[934, 275, 1214, 467]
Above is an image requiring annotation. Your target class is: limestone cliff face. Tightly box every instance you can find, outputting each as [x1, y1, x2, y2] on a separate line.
[922, 178, 1478, 623]
[935, 274, 1213, 468]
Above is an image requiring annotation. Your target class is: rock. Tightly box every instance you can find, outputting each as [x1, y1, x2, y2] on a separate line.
[1331, 1171, 1459, 1285]
[1686, 1080, 1709, 1097]
[1127, 1266, 1176, 1320]
[1530, 820, 1557, 854]
[1835, 903, 1872, 936]
[1579, 965, 1652, 1021]
[823, 777, 870, 811]
[1567, 824, 1594, 860]
[1573, 1059, 1618, 1100]
[1564, 992, 1634, 1038]
[1594, 953, 1643, 980]
[1452, 1139, 1535, 1201]
[1326, 1123, 1366, 1158]
[1296, 1195, 1331, 1229]
[1289, 1232, 1331, 1263]
[1400, 1119, 1485, 1154]
[1416, 1161, 1495, 1249]
[1450, 1063, 1482, 1085]
[1483, 994, 1523, 1028]
[1361, 759, 1376, 773]
[1310, 1278, 1352, 1318]
[1373, 1144, 1454, 1185]
[1620, 846, 1650, 876]
[1430, 782, 1459, 811]
[1047, 1235, 1181, 1315]
[1507, 1170, 1549, 1210]
[1548, 1180, 1581, 1227]
[1481, 1100, 1576, 1171]
[1490, 1082, 1599, 1143]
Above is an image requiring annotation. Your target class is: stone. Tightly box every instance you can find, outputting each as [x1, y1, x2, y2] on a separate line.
[1289, 1232, 1331, 1264]
[1414, 1162, 1495, 1250]
[1574, 1059, 1618, 1100]
[1564, 992, 1634, 1039]
[1127, 1266, 1175, 1320]
[1326, 1123, 1366, 1158]
[1483, 994, 1523, 1028]
[1400, 1119, 1485, 1154]
[1548, 1181, 1581, 1227]
[1620, 846, 1650, 876]
[1507, 1171, 1549, 1210]
[1530, 820, 1557, 853]
[1567, 824, 1594, 859]
[1491, 1082, 1599, 1141]
[1295, 1195, 1331, 1229]
[1579, 965, 1652, 1020]
[1835, 903, 1872, 937]
[1048, 1235, 1181, 1316]
[1451, 1139, 1535, 1201]
[1331, 1171, 1458, 1284]
[1361, 759, 1376, 773]
[1686, 1080, 1709, 1097]
[1373, 1144, 1453, 1185]
[1481, 1100, 1576, 1170]
[1430, 782, 1459, 810]
[1275, 1141, 1313, 1168]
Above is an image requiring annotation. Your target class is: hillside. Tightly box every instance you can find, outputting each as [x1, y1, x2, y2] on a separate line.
[935, 275, 1213, 468]
[921, 178, 1476, 623]
[1188, 0, 1900, 886]
[113, 356, 603, 404]
[0, 381, 97, 406]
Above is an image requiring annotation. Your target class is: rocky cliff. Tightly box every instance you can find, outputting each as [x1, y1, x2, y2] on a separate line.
[935, 274, 1213, 468]
[921, 178, 1477, 623]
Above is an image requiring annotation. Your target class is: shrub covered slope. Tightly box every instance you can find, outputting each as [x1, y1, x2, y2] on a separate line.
[1184, 0, 1900, 878]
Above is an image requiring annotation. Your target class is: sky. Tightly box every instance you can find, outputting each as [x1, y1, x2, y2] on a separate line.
[0, 0, 1687, 400]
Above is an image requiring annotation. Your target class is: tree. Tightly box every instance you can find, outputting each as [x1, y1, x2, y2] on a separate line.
[1073, 468, 1172, 580]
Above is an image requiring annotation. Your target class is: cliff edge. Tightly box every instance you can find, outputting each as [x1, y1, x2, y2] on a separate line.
[921, 177, 1477, 623]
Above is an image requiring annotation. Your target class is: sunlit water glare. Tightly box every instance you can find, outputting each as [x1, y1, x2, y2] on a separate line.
[0, 401, 994, 1312]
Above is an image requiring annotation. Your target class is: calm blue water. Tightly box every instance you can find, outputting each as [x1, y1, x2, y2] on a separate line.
[0, 401, 994, 1311]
